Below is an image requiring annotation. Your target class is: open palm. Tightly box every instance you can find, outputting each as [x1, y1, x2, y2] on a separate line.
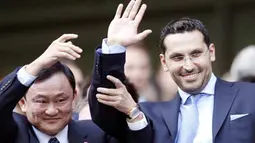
[107, 0, 152, 47]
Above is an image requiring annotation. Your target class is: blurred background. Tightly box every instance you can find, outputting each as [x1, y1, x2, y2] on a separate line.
[1, 0, 255, 80]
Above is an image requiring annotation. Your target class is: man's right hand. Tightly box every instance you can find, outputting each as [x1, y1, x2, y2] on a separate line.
[26, 34, 82, 76]
[107, 0, 152, 47]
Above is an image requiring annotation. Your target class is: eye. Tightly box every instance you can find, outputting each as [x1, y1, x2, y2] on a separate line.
[57, 98, 67, 103]
[35, 100, 47, 104]
[171, 56, 184, 61]
[191, 51, 202, 57]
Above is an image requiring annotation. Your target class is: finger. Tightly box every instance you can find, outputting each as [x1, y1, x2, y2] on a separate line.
[56, 34, 78, 43]
[122, 0, 135, 18]
[97, 87, 119, 96]
[107, 75, 125, 88]
[59, 43, 83, 53]
[58, 46, 81, 59]
[128, 0, 142, 20]
[67, 41, 73, 44]
[57, 52, 77, 61]
[134, 29, 152, 42]
[114, 4, 124, 19]
[97, 98, 116, 107]
[96, 94, 119, 102]
[134, 4, 147, 25]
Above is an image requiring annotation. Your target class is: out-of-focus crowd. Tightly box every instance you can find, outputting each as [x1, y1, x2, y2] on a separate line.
[11, 44, 255, 121]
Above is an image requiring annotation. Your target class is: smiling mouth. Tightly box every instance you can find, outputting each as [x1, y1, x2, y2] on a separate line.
[181, 73, 198, 81]
[44, 118, 61, 121]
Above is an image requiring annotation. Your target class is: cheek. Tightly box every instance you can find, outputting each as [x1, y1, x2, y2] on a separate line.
[166, 62, 182, 75]
[59, 102, 74, 114]
[26, 103, 45, 115]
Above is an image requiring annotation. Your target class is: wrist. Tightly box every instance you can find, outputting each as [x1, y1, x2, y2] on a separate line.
[26, 60, 44, 76]
[106, 38, 122, 46]
[126, 105, 141, 120]
[127, 111, 143, 123]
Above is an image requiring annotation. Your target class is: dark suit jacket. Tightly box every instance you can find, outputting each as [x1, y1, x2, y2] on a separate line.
[0, 68, 118, 143]
[89, 48, 255, 143]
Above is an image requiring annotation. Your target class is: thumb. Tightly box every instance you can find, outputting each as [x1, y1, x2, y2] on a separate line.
[134, 29, 152, 42]
[106, 75, 125, 88]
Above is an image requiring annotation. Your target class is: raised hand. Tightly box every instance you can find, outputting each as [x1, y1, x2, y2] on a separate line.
[26, 34, 82, 76]
[96, 75, 137, 114]
[107, 0, 152, 47]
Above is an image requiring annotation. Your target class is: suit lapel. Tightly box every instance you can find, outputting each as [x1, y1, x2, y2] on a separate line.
[68, 120, 88, 143]
[212, 79, 238, 139]
[161, 94, 181, 140]
[28, 124, 40, 143]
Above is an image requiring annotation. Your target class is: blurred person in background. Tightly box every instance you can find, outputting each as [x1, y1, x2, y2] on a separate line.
[230, 45, 255, 83]
[221, 71, 235, 82]
[78, 79, 92, 120]
[125, 42, 159, 102]
[155, 66, 178, 101]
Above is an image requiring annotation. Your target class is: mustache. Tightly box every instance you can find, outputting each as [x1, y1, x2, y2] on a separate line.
[179, 69, 201, 76]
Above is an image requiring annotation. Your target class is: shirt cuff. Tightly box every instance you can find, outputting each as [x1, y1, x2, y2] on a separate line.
[102, 38, 126, 54]
[127, 112, 148, 131]
[17, 66, 37, 86]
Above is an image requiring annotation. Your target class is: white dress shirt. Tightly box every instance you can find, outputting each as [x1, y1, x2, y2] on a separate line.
[33, 126, 69, 143]
[177, 73, 216, 143]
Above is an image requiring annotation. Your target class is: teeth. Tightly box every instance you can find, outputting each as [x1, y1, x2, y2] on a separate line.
[185, 74, 197, 78]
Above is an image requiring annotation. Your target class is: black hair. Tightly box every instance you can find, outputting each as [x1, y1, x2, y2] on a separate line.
[159, 17, 210, 54]
[35, 62, 76, 91]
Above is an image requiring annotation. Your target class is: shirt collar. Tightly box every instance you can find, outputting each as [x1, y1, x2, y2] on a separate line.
[178, 73, 217, 105]
[32, 125, 69, 143]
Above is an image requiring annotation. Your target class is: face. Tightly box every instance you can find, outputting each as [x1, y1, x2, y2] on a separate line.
[156, 67, 178, 101]
[125, 47, 151, 91]
[20, 72, 76, 136]
[160, 30, 215, 94]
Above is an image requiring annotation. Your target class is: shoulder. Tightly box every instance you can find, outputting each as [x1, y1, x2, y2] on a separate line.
[219, 78, 255, 92]
[138, 100, 176, 119]
[74, 120, 118, 142]
[74, 120, 106, 137]
[217, 78, 255, 100]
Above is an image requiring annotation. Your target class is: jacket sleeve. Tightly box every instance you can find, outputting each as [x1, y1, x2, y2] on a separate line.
[0, 68, 29, 142]
[88, 48, 153, 143]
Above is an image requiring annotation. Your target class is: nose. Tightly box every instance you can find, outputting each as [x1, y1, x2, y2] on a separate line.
[182, 58, 194, 72]
[45, 103, 59, 116]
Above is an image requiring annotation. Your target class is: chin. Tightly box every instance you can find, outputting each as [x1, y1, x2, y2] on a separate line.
[43, 127, 63, 136]
[41, 123, 65, 134]
[181, 83, 204, 93]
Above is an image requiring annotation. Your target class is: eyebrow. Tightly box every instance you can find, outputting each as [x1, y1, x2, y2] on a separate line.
[170, 47, 205, 55]
[33, 93, 69, 99]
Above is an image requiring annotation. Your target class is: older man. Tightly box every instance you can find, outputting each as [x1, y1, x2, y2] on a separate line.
[0, 34, 118, 143]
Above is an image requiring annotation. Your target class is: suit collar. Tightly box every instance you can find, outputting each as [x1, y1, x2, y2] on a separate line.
[68, 120, 88, 143]
[32, 125, 68, 143]
[27, 119, 87, 143]
[161, 95, 181, 140]
[212, 79, 238, 140]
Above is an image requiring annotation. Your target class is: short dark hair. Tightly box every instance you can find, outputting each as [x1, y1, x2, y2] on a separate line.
[35, 62, 76, 91]
[159, 17, 210, 54]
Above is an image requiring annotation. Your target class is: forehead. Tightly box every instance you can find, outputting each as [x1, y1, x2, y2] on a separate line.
[26, 72, 73, 98]
[126, 48, 150, 65]
[163, 30, 206, 54]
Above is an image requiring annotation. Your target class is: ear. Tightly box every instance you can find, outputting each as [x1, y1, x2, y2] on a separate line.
[159, 54, 169, 72]
[19, 97, 28, 112]
[209, 43, 216, 62]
